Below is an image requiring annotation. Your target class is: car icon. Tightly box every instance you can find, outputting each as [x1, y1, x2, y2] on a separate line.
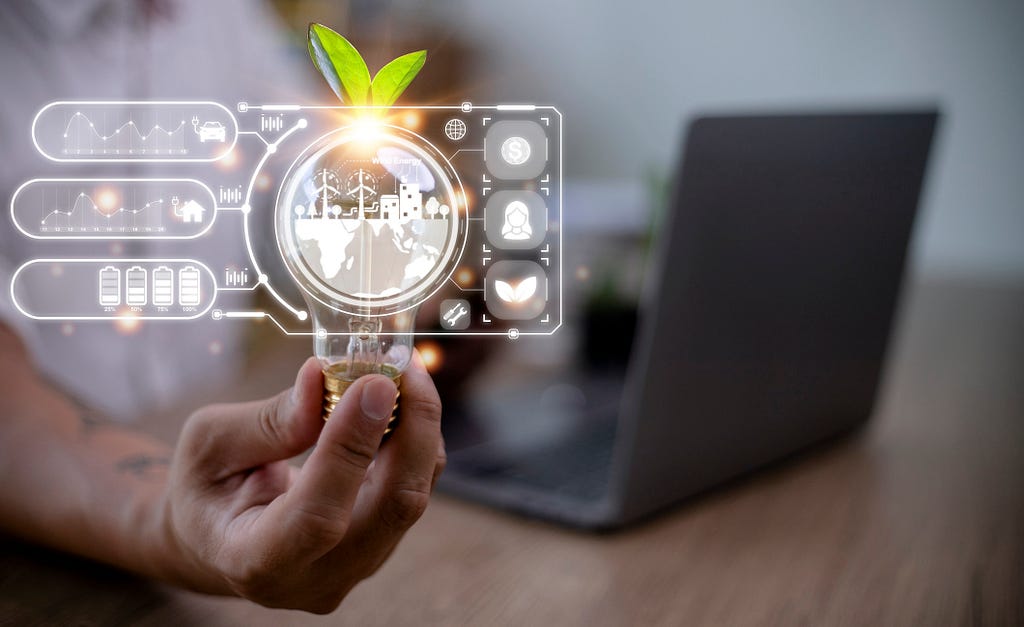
[197, 120, 226, 143]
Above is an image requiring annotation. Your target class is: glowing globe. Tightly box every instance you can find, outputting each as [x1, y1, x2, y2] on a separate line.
[277, 124, 466, 315]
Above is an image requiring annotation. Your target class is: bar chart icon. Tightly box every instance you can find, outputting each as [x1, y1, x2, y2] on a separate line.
[179, 266, 201, 306]
[99, 266, 120, 306]
[153, 266, 174, 306]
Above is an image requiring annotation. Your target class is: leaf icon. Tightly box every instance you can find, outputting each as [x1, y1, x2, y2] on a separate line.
[495, 280, 516, 303]
[494, 277, 537, 303]
[514, 276, 537, 302]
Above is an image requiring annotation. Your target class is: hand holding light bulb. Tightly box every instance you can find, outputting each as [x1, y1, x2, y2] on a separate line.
[159, 354, 444, 613]
[277, 121, 467, 435]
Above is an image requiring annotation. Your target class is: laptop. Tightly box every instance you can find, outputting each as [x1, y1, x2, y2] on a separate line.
[438, 110, 939, 529]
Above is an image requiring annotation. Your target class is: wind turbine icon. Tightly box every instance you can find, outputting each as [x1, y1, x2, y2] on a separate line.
[346, 169, 378, 219]
[312, 168, 341, 218]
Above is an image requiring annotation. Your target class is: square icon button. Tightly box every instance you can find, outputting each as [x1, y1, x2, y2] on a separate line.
[485, 190, 547, 249]
[485, 260, 547, 320]
[485, 120, 548, 180]
[440, 299, 471, 330]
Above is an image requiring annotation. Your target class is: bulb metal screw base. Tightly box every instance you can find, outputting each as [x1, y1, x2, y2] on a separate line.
[322, 363, 402, 437]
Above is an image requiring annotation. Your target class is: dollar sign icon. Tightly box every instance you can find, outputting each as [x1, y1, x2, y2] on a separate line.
[500, 136, 531, 166]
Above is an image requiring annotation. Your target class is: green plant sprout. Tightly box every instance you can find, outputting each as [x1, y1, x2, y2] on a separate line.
[307, 23, 426, 108]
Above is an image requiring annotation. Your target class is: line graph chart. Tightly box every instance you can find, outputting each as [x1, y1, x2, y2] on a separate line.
[39, 192, 166, 232]
[11, 179, 218, 239]
[62, 112, 187, 156]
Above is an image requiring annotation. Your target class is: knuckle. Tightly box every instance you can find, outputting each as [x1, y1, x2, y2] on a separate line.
[180, 406, 214, 442]
[178, 406, 222, 459]
[325, 432, 378, 474]
[435, 449, 448, 476]
[379, 482, 431, 530]
[402, 394, 442, 425]
[257, 393, 294, 450]
[226, 557, 276, 598]
[291, 502, 349, 547]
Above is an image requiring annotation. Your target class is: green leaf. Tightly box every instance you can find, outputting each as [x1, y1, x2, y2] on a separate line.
[307, 23, 371, 106]
[370, 50, 427, 107]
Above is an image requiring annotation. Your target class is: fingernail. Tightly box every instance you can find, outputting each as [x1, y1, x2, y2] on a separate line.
[361, 378, 396, 421]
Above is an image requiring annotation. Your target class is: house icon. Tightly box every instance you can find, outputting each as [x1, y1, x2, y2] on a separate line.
[178, 199, 206, 223]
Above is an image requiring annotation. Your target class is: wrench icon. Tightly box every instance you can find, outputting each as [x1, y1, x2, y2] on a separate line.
[442, 302, 469, 327]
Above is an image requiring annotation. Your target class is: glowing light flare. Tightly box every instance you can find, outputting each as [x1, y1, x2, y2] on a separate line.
[455, 267, 475, 285]
[417, 340, 443, 373]
[114, 309, 142, 334]
[256, 173, 272, 191]
[347, 115, 385, 144]
[216, 148, 240, 171]
[94, 187, 120, 216]
[576, 265, 591, 281]
[460, 187, 475, 215]
[399, 110, 422, 130]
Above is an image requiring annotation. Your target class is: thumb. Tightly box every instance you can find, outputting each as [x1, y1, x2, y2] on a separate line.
[180, 357, 325, 479]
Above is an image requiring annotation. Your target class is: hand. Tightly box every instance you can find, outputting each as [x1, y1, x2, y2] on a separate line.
[159, 354, 445, 613]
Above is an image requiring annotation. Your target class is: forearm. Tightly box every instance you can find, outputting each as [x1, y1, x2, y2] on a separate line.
[0, 328, 178, 586]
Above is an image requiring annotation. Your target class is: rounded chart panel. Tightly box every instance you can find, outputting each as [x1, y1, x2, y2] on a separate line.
[11, 179, 216, 239]
[32, 101, 237, 162]
[11, 259, 217, 320]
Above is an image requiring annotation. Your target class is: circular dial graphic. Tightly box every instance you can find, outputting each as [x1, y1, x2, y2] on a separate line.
[277, 125, 466, 315]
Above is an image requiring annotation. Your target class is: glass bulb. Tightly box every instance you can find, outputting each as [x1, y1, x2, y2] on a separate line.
[276, 121, 466, 427]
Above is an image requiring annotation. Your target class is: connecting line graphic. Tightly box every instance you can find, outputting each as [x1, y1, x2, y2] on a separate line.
[215, 283, 260, 292]
[447, 277, 484, 292]
[238, 130, 270, 146]
[239, 118, 309, 321]
[446, 148, 481, 160]
[215, 310, 555, 337]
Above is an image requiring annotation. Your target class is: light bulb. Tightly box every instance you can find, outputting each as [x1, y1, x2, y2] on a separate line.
[276, 121, 466, 432]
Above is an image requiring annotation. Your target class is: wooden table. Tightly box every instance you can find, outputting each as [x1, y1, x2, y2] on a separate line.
[2, 279, 1022, 626]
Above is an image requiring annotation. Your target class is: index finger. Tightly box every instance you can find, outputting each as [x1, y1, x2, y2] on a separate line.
[255, 373, 397, 561]
[343, 352, 443, 547]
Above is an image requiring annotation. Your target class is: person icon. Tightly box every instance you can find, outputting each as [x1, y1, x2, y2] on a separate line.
[500, 200, 532, 241]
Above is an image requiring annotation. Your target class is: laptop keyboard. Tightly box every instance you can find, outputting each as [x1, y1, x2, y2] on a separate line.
[448, 419, 618, 502]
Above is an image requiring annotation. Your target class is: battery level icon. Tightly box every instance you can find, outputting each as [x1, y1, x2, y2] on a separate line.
[153, 266, 174, 306]
[179, 265, 201, 306]
[98, 266, 120, 306]
[126, 265, 147, 306]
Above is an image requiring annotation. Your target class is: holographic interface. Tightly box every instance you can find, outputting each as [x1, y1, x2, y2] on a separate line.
[10, 102, 563, 339]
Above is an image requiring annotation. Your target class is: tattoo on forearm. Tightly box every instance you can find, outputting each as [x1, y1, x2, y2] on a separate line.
[79, 408, 107, 432]
[116, 454, 170, 479]
[68, 392, 111, 435]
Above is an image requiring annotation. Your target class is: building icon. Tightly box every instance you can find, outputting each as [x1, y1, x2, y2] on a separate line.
[399, 183, 422, 220]
[380, 194, 400, 220]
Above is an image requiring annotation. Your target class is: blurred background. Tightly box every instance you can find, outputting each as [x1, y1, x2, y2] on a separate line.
[269, 0, 1024, 284]
[2, 1, 1022, 623]
[253, 0, 1024, 454]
